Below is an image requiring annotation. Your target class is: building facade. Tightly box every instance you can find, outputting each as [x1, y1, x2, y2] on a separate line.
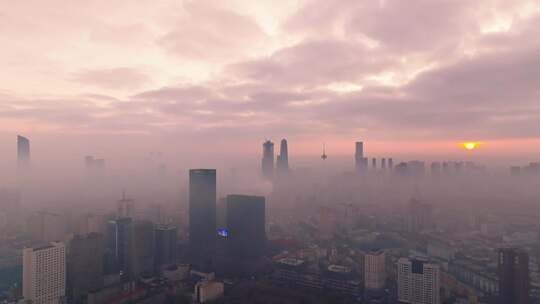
[23, 242, 66, 304]
[189, 169, 217, 270]
[364, 249, 386, 291]
[498, 247, 530, 304]
[398, 258, 440, 304]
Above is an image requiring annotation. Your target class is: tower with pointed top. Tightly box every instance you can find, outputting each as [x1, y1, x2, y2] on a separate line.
[276, 139, 289, 174]
[261, 140, 274, 180]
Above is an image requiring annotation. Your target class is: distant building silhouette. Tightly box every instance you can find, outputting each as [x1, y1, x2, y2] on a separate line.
[276, 139, 289, 174]
[67, 233, 104, 304]
[498, 247, 530, 304]
[189, 169, 217, 271]
[262, 140, 274, 180]
[225, 194, 266, 260]
[154, 224, 177, 274]
[407, 198, 433, 233]
[354, 141, 365, 173]
[17, 135, 30, 169]
[105, 217, 132, 276]
[117, 193, 134, 218]
[130, 220, 155, 278]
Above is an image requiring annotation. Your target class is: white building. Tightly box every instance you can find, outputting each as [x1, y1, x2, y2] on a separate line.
[398, 257, 440, 304]
[194, 280, 224, 303]
[23, 242, 66, 304]
[364, 249, 386, 290]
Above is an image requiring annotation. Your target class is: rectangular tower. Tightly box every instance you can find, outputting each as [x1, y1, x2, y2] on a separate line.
[189, 169, 217, 270]
[365, 249, 386, 291]
[355, 141, 364, 173]
[398, 258, 440, 304]
[225, 194, 266, 260]
[498, 248, 530, 304]
[23, 242, 66, 304]
[67, 233, 104, 304]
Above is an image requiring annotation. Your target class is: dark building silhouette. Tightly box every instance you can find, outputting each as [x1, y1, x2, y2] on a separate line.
[117, 192, 134, 218]
[67, 233, 104, 304]
[355, 141, 364, 173]
[17, 135, 30, 168]
[388, 158, 394, 171]
[105, 217, 132, 276]
[130, 220, 155, 278]
[431, 162, 442, 177]
[154, 224, 177, 273]
[226, 194, 266, 260]
[498, 248, 530, 304]
[262, 140, 274, 180]
[381, 158, 386, 170]
[372, 158, 377, 170]
[189, 169, 217, 271]
[276, 139, 289, 174]
[407, 198, 433, 233]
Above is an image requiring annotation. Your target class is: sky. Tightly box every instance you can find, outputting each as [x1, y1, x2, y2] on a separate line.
[1, 0, 540, 165]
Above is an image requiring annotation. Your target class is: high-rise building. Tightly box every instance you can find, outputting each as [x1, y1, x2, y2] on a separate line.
[276, 139, 289, 174]
[23, 242, 66, 304]
[262, 140, 274, 180]
[67, 233, 104, 304]
[17, 135, 30, 169]
[430, 162, 442, 177]
[117, 193, 135, 218]
[388, 158, 394, 171]
[364, 249, 386, 291]
[130, 220, 155, 278]
[381, 158, 386, 171]
[407, 198, 433, 233]
[398, 257, 440, 304]
[498, 247, 530, 304]
[189, 169, 217, 270]
[105, 217, 132, 275]
[27, 211, 66, 242]
[154, 224, 177, 273]
[355, 141, 364, 173]
[372, 158, 377, 170]
[226, 194, 266, 259]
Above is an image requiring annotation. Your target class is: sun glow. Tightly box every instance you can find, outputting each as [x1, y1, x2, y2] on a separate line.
[462, 142, 480, 150]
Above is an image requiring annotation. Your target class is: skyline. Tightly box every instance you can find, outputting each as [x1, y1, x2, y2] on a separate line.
[1, 0, 540, 159]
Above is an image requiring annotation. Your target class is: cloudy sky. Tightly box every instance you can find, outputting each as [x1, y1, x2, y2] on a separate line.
[1, 0, 540, 162]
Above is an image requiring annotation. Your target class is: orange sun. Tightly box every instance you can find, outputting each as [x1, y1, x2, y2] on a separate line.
[462, 142, 480, 150]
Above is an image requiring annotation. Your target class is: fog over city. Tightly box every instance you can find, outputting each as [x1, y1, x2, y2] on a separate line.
[1, 1, 540, 304]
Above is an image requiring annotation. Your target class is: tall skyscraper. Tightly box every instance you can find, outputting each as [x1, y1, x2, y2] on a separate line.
[117, 193, 135, 218]
[225, 194, 266, 260]
[372, 158, 377, 170]
[23, 242, 66, 304]
[407, 198, 433, 233]
[17, 135, 30, 169]
[498, 247, 530, 304]
[276, 138, 289, 174]
[388, 158, 394, 171]
[364, 249, 386, 291]
[189, 169, 217, 270]
[105, 217, 132, 275]
[67, 233, 104, 304]
[154, 224, 177, 273]
[355, 141, 364, 173]
[398, 257, 440, 304]
[381, 158, 386, 171]
[261, 140, 274, 180]
[129, 220, 155, 277]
